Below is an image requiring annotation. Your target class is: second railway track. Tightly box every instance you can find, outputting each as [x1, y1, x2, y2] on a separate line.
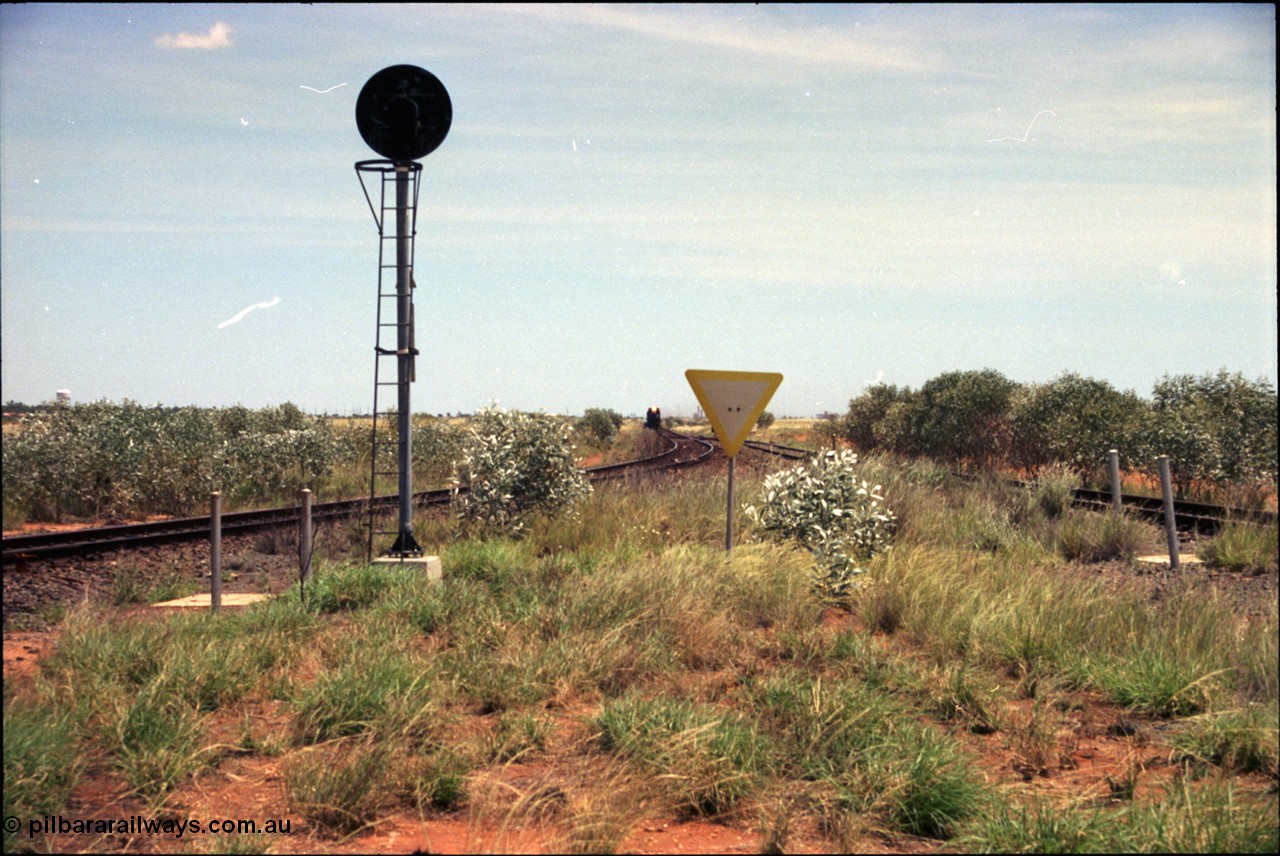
[4, 432, 1273, 564]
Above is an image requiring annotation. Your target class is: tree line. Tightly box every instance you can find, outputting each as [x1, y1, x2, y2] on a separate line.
[838, 369, 1277, 500]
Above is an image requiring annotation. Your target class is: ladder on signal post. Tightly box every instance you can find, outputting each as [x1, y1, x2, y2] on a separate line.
[356, 160, 424, 562]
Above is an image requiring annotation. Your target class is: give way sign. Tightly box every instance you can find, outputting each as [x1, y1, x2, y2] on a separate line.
[685, 369, 783, 458]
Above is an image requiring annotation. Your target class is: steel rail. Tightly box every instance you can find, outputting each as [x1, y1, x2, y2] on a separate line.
[1066, 486, 1276, 531]
[7, 435, 1270, 563]
[1, 429, 716, 564]
[740, 438, 814, 461]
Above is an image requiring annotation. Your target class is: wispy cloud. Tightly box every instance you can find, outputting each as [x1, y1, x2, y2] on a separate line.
[218, 297, 280, 330]
[494, 5, 936, 71]
[154, 21, 234, 51]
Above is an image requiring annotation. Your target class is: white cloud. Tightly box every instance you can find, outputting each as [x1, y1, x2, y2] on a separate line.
[154, 21, 234, 50]
[1159, 261, 1184, 284]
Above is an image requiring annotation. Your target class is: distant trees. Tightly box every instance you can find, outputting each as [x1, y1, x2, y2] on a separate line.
[579, 408, 625, 446]
[868, 370, 1019, 470]
[1009, 373, 1147, 481]
[840, 368, 1278, 494]
[1140, 370, 1278, 497]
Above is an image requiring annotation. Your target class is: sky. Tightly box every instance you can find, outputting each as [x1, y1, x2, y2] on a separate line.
[1, 4, 1275, 418]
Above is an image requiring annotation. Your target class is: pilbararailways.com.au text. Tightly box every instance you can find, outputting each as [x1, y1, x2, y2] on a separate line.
[16, 814, 291, 839]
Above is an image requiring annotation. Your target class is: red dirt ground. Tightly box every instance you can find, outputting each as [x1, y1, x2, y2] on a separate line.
[4, 516, 1276, 853]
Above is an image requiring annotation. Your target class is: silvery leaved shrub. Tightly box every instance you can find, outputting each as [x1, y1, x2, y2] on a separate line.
[451, 407, 592, 537]
[744, 450, 896, 599]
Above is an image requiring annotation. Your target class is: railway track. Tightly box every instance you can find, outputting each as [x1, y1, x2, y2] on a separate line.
[1066, 486, 1276, 532]
[4, 431, 1271, 564]
[1, 429, 716, 565]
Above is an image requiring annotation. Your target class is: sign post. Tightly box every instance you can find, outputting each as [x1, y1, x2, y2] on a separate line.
[685, 369, 783, 552]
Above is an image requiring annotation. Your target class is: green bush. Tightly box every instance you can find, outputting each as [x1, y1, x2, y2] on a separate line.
[1009, 373, 1147, 481]
[841, 383, 911, 452]
[744, 450, 896, 599]
[579, 408, 625, 446]
[451, 407, 592, 536]
[1142, 370, 1278, 498]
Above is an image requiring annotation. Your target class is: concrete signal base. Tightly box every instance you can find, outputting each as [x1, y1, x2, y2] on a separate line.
[373, 555, 442, 582]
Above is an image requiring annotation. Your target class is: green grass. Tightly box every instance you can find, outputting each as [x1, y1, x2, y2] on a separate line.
[1055, 508, 1150, 562]
[8, 456, 1277, 852]
[966, 780, 1279, 853]
[1172, 706, 1280, 777]
[594, 692, 771, 816]
[1197, 519, 1279, 574]
[111, 681, 211, 801]
[283, 737, 395, 834]
[3, 695, 82, 852]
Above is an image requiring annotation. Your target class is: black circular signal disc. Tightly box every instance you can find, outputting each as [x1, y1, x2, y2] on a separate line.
[355, 65, 452, 162]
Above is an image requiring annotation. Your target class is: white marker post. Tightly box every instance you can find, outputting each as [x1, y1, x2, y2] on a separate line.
[1108, 449, 1122, 514]
[685, 370, 783, 553]
[1157, 455, 1181, 570]
[210, 492, 222, 613]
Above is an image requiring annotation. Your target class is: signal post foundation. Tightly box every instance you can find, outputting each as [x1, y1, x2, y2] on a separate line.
[373, 554, 442, 582]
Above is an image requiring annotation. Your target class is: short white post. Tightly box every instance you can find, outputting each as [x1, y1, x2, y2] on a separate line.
[210, 491, 222, 612]
[1108, 449, 1122, 513]
[1157, 455, 1181, 570]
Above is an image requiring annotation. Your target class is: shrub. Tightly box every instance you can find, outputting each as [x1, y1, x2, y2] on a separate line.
[874, 369, 1018, 469]
[579, 408, 625, 446]
[451, 407, 592, 536]
[1009, 373, 1147, 481]
[1141, 370, 1278, 498]
[841, 383, 911, 452]
[1, 400, 337, 520]
[744, 450, 896, 599]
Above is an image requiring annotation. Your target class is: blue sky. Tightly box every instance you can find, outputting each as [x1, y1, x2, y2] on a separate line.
[2, 4, 1275, 417]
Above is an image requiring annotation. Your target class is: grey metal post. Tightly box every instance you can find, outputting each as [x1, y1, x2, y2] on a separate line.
[395, 164, 415, 552]
[210, 492, 222, 612]
[300, 489, 313, 585]
[1108, 450, 1122, 513]
[1157, 455, 1181, 570]
[725, 456, 735, 553]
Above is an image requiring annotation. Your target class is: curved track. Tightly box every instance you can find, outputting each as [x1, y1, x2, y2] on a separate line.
[4, 430, 1271, 564]
[2, 428, 717, 565]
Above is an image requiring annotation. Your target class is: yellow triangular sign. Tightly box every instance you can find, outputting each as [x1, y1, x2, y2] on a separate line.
[685, 369, 783, 458]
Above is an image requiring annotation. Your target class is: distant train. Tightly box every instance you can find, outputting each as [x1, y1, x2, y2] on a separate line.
[644, 406, 662, 429]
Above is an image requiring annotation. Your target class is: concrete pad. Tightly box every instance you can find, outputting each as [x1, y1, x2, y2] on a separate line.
[1135, 554, 1204, 566]
[373, 555, 442, 582]
[152, 592, 273, 609]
